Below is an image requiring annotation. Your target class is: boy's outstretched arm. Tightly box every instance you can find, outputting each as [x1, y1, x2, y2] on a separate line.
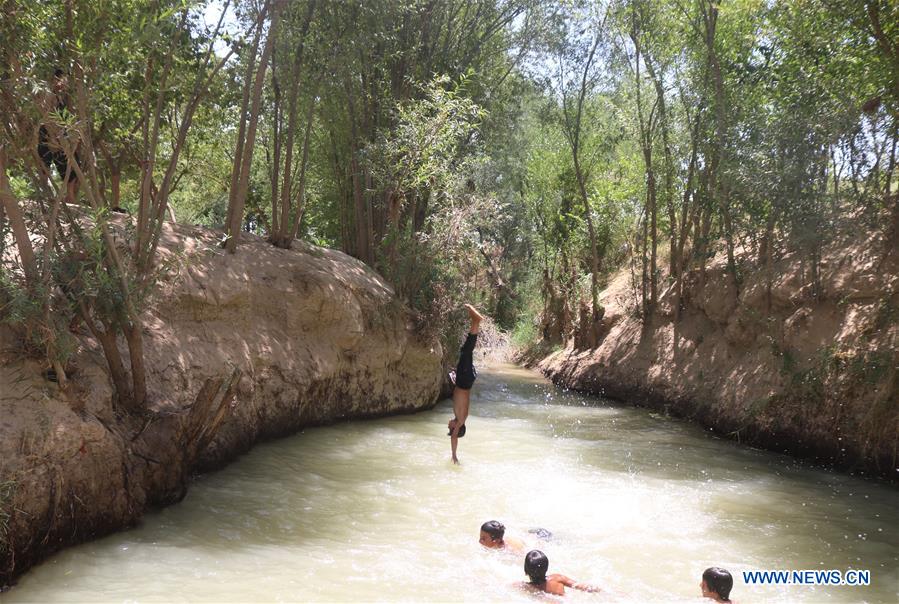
[556, 575, 601, 593]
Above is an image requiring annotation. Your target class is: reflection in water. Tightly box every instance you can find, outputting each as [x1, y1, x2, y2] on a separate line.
[8, 364, 898, 603]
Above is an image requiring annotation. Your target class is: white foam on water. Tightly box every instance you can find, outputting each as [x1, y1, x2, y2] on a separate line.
[7, 364, 898, 603]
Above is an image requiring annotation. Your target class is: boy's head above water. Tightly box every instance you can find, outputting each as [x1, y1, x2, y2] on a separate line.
[479, 520, 505, 548]
[524, 550, 549, 584]
[701, 567, 733, 602]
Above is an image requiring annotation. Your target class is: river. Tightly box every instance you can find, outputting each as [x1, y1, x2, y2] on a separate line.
[6, 364, 897, 603]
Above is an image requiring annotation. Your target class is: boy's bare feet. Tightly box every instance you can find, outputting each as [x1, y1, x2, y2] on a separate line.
[465, 304, 484, 333]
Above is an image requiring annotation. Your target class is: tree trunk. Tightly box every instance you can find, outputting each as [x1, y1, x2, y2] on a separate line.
[276, 79, 295, 245]
[93, 326, 133, 409]
[631, 23, 657, 317]
[76, 302, 132, 410]
[865, 2, 899, 107]
[124, 323, 147, 409]
[885, 121, 897, 197]
[647, 59, 676, 283]
[344, 73, 371, 264]
[110, 163, 121, 209]
[673, 111, 701, 320]
[702, 0, 738, 291]
[562, 32, 603, 325]
[350, 152, 370, 263]
[270, 46, 282, 239]
[699, 201, 713, 286]
[226, 1, 274, 253]
[137, 7, 189, 262]
[274, 0, 317, 248]
[640, 210, 648, 314]
[0, 147, 38, 286]
[226, 5, 266, 236]
[760, 207, 778, 313]
[572, 153, 602, 321]
[287, 96, 317, 243]
[647, 149, 658, 314]
[364, 164, 375, 263]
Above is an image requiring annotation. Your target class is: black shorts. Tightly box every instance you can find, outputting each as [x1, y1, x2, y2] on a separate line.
[454, 332, 478, 390]
[38, 127, 78, 182]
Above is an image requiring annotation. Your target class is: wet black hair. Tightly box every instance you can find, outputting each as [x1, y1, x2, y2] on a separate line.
[480, 520, 505, 540]
[703, 567, 733, 601]
[447, 422, 466, 437]
[524, 550, 549, 584]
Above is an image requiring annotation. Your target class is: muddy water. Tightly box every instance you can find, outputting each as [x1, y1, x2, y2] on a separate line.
[7, 364, 898, 603]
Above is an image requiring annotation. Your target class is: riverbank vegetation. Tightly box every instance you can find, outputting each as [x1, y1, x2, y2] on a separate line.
[2, 0, 896, 404]
[1, 0, 897, 587]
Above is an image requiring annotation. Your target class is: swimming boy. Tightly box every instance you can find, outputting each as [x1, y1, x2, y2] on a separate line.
[447, 304, 483, 464]
[478, 520, 526, 553]
[522, 550, 600, 596]
[701, 567, 734, 603]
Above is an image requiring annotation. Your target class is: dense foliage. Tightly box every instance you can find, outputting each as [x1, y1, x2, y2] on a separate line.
[1, 0, 896, 408]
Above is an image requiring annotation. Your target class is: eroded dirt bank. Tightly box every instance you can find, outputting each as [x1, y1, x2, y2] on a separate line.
[537, 211, 898, 481]
[0, 223, 442, 587]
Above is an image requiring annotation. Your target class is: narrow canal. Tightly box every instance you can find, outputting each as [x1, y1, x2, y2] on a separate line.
[8, 364, 897, 603]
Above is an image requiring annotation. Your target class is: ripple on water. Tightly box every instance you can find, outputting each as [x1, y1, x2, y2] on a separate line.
[6, 364, 898, 603]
